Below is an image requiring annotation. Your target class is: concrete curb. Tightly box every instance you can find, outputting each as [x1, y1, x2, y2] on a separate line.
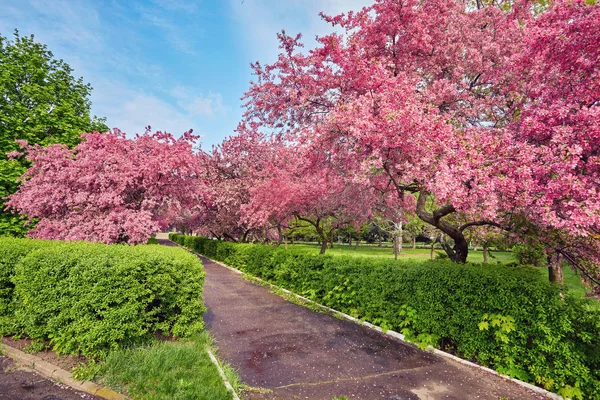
[1, 343, 127, 399]
[169, 239, 563, 400]
[206, 347, 241, 400]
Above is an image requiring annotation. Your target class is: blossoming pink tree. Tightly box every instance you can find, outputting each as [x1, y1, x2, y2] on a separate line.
[241, 0, 600, 286]
[243, 149, 377, 253]
[7, 128, 204, 244]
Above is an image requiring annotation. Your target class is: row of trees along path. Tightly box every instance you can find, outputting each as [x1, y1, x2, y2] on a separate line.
[6, 1, 600, 295]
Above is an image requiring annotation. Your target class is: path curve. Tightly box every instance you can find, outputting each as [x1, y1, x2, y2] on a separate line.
[160, 239, 548, 400]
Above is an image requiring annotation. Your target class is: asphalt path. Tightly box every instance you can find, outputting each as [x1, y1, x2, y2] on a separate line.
[160, 239, 548, 400]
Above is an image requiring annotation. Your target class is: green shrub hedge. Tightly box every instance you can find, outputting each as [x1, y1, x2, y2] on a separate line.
[0, 238, 206, 357]
[170, 234, 600, 399]
[0, 237, 53, 333]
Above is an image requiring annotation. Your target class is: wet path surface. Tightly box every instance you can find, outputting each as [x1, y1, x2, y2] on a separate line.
[0, 356, 100, 400]
[160, 240, 547, 400]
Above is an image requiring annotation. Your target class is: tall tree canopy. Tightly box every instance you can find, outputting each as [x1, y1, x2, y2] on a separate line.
[0, 30, 107, 235]
[240, 0, 600, 286]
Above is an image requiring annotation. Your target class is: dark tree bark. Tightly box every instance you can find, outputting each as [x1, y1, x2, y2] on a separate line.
[416, 191, 469, 263]
[320, 239, 328, 254]
[296, 215, 329, 254]
[276, 225, 283, 247]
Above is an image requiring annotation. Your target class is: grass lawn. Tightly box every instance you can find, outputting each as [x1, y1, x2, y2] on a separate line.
[289, 242, 515, 263]
[101, 333, 234, 400]
[289, 243, 596, 299]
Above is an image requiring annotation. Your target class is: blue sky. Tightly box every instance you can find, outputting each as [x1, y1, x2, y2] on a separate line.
[0, 0, 369, 149]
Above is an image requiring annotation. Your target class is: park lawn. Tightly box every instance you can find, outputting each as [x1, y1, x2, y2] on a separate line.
[289, 243, 595, 299]
[288, 243, 515, 263]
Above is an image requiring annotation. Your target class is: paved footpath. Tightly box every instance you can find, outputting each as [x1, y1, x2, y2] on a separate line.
[161, 240, 548, 400]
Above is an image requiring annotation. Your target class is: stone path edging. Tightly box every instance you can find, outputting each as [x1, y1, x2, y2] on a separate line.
[206, 347, 241, 400]
[1, 343, 127, 400]
[170, 240, 563, 400]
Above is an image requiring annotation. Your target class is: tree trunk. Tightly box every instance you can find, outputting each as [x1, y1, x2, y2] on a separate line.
[276, 226, 283, 247]
[430, 243, 435, 260]
[349, 236, 352, 246]
[378, 238, 382, 247]
[483, 244, 488, 263]
[548, 250, 564, 284]
[393, 221, 403, 260]
[320, 240, 328, 255]
[355, 239, 360, 249]
[242, 229, 250, 243]
[416, 191, 469, 263]
[448, 237, 469, 263]
[394, 233, 401, 260]
[399, 225, 403, 252]
[412, 237, 416, 249]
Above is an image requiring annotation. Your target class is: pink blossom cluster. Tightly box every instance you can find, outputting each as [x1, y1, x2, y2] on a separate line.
[7, 128, 204, 244]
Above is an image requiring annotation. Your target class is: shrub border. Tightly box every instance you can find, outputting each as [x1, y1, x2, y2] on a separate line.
[170, 240, 563, 400]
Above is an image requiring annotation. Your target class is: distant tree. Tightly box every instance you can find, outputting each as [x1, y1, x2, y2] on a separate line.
[0, 30, 107, 235]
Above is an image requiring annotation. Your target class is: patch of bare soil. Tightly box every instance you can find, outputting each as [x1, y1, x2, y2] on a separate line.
[2, 336, 87, 371]
[0, 356, 101, 400]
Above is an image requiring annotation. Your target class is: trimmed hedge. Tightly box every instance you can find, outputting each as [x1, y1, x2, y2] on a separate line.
[171, 234, 600, 399]
[0, 238, 206, 357]
[0, 237, 53, 333]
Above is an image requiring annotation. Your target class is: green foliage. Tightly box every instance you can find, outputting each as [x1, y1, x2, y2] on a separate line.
[23, 339, 46, 354]
[513, 242, 546, 267]
[0, 237, 52, 334]
[72, 358, 104, 382]
[173, 234, 600, 398]
[2, 238, 205, 357]
[0, 30, 108, 235]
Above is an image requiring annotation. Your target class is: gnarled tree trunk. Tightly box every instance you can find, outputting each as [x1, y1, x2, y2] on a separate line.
[416, 191, 469, 263]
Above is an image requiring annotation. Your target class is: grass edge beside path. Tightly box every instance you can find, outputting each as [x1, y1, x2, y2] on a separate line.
[99, 332, 241, 400]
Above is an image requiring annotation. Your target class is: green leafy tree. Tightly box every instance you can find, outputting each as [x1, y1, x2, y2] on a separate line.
[0, 30, 107, 235]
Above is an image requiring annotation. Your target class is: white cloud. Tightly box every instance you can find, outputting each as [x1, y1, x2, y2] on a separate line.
[170, 86, 229, 118]
[0, 0, 228, 144]
[230, 0, 372, 63]
[109, 93, 196, 136]
[185, 94, 226, 117]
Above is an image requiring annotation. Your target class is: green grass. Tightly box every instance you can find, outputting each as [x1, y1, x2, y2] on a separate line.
[101, 334, 233, 400]
[288, 243, 596, 300]
[289, 242, 515, 263]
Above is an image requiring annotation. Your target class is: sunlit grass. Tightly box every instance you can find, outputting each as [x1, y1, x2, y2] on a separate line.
[289, 242, 514, 263]
[101, 334, 233, 400]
